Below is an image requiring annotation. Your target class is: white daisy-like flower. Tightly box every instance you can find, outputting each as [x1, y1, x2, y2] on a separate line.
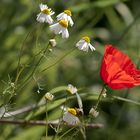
[50, 20, 69, 38]
[67, 84, 78, 94]
[63, 108, 80, 125]
[36, 3, 55, 24]
[57, 10, 74, 26]
[76, 36, 95, 52]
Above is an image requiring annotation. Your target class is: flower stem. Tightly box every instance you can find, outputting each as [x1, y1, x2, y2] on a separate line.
[53, 94, 68, 140]
[94, 84, 106, 110]
[40, 48, 76, 73]
[17, 42, 50, 91]
[45, 103, 48, 139]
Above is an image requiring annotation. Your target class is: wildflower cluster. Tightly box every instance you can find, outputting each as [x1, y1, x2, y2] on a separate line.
[36, 3, 100, 131]
[36, 3, 95, 51]
[35, 3, 140, 138]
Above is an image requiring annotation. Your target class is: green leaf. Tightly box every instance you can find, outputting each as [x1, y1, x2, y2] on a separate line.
[9, 126, 44, 140]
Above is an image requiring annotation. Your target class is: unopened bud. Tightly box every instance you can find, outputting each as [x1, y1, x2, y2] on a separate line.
[67, 84, 77, 94]
[11, 82, 15, 87]
[102, 88, 107, 98]
[89, 108, 99, 118]
[45, 92, 54, 101]
[49, 39, 56, 47]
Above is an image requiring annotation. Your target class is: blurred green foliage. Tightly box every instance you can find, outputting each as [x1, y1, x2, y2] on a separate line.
[0, 0, 140, 139]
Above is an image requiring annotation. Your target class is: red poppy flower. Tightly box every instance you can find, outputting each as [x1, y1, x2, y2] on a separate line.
[100, 44, 140, 89]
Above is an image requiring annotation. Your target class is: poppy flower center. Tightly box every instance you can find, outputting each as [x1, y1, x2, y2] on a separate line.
[82, 36, 90, 43]
[68, 108, 77, 116]
[64, 10, 72, 16]
[42, 9, 51, 15]
[59, 20, 68, 28]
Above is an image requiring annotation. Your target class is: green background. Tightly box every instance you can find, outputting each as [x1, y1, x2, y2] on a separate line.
[0, 0, 140, 139]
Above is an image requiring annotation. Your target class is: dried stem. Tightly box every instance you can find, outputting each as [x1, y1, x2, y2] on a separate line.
[0, 119, 104, 128]
[3, 101, 45, 118]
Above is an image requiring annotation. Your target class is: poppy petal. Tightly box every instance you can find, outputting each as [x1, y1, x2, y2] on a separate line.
[100, 44, 140, 89]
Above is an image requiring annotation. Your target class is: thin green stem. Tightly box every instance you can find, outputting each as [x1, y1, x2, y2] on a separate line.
[14, 66, 24, 85]
[16, 28, 35, 82]
[18, 43, 50, 91]
[107, 90, 130, 140]
[45, 103, 48, 139]
[15, 24, 41, 85]
[58, 127, 76, 140]
[17, 48, 75, 93]
[41, 48, 76, 73]
[94, 84, 106, 110]
[25, 43, 50, 82]
[53, 94, 68, 140]
[112, 95, 140, 106]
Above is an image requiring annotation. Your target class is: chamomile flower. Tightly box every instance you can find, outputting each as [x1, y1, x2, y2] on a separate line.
[76, 36, 95, 52]
[36, 3, 55, 24]
[63, 108, 80, 125]
[50, 20, 69, 38]
[57, 10, 74, 26]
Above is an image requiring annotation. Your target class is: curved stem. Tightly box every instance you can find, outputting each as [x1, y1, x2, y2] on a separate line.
[22, 43, 50, 85]
[40, 48, 76, 73]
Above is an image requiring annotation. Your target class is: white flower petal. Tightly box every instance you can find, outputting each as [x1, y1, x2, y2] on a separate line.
[57, 13, 68, 21]
[68, 16, 74, 26]
[50, 23, 62, 34]
[76, 40, 85, 47]
[76, 40, 89, 51]
[50, 22, 69, 38]
[57, 13, 65, 20]
[76, 39, 95, 52]
[62, 28, 69, 38]
[88, 43, 95, 51]
[56, 12, 74, 26]
[47, 8, 55, 15]
[50, 11, 55, 15]
[40, 3, 48, 11]
[80, 42, 89, 52]
[36, 13, 46, 23]
[45, 15, 53, 24]
[78, 40, 85, 43]
[63, 112, 80, 125]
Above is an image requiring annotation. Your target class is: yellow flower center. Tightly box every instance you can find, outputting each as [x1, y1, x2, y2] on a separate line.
[82, 36, 90, 43]
[68, 108, 77, 116]
[42, 9, 51, 15]
[59, 20, 68, 28]
[64, 10, 72, 16]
